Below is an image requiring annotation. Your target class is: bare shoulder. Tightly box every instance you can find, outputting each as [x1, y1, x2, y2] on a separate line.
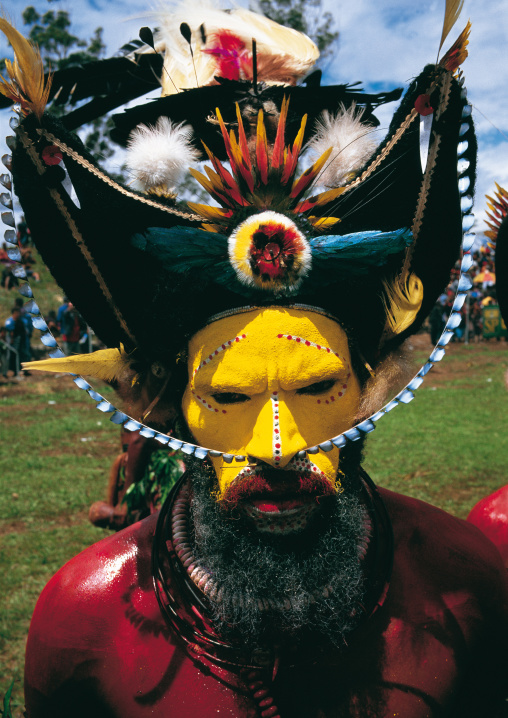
[379, 487, 508, 605]
[24, 514, 163, 715]
[35, 513, 157, 614]
[25, 514, 159, 683]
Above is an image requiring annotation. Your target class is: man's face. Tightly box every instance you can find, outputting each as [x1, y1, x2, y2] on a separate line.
[182, 308, 362, 531]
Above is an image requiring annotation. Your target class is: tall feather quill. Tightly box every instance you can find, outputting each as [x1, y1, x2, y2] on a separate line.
[438, 0, 464, 58]
[0, 18, 52, 119]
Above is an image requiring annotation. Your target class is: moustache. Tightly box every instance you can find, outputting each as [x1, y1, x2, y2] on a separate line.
[221, 467, 337, 508]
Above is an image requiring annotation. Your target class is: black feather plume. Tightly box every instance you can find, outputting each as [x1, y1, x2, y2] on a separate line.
[180, 23, 192, 45]
[139, 26, 156, 50]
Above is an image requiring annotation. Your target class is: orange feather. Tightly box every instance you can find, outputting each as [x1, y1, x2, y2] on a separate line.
[0, 18, 52, 119]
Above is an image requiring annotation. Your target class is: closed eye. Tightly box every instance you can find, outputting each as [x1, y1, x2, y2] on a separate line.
[211, 392, 251, 405]
[296, 379, 336, 396]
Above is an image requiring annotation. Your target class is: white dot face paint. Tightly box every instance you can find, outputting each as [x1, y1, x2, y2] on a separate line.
[271, 392, 281, 465]
[192, 333, 248, 379]
[182, 308, 362, 504]
[190, 333, 248, 413]
[277, 334, 351, 404]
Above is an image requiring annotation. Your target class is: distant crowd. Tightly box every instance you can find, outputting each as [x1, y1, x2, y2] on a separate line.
[1, 218, 89, 382]
[428, 245, 504, 344]
[1, 294, 89, 382]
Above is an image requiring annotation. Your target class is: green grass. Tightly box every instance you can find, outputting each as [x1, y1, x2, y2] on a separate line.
[364, 353, 508, 516]
[0, 378, 117, 714]
[0, 331, 507, 712]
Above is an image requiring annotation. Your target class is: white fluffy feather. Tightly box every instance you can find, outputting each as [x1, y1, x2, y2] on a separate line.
[307, 105, 378, 188]
[126, 117, 200, 191]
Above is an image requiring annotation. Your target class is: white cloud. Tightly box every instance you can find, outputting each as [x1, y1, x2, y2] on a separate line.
[318, 0, 508, 226]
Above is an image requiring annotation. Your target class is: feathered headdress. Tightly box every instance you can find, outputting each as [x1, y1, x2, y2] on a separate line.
[0, 4, 477, 455]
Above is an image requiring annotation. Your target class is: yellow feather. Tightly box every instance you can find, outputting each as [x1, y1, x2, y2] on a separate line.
[22, 346, 134, 382]
[186, 202, 231, 221]
[307, 216, 341, 229]
[294, 186, 345, 212]
[188, 167, 216, 195]
[438, 0, 464, 56]
[256, 110, 268, 148]
[439, 21, 471, 72]
[496, 182, 508, 199]
[381, 272, 424, 337]
[312, 187, 346, 207]
[291, 114, 308, 157]
[203, 165, 224, 188]
[0, 18, 52, 118]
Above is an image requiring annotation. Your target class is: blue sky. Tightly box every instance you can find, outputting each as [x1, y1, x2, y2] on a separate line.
[1, 0, 507, 235]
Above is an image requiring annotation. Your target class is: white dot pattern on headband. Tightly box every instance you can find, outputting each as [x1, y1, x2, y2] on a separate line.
[193, 333, 247, 379]
[271, 392, 281, 464]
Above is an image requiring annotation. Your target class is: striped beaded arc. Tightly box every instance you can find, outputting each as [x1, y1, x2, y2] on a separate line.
[4, 87, 476, 463]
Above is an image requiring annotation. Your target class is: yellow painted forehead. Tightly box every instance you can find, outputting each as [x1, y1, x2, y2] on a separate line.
[183, 307, 361, 489]
[187, 307, 352, 388]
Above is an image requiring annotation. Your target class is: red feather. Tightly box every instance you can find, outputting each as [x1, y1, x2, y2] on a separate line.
[203, 30, 248, 81]
[272, 96, 289, 170]
[256, 111, 269, 185]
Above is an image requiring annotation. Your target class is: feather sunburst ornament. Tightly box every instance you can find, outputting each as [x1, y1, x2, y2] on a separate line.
[188, 98, 343, 233]
[0, 18, 52, 119]
[485, 184, 508, 250]
[228, 210, 312, 291]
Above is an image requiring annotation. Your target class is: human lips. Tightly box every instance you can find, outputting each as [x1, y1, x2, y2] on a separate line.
[222, 469, 336, 515]
[251, 497, 312, 513]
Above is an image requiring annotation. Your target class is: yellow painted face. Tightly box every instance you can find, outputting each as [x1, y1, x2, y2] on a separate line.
[182, 308, 362, 502]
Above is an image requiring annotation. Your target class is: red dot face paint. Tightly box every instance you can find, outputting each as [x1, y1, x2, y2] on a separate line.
[183, 308, 362, 504]
[190, 334, 249, 414]
[271, 392, 281, 463]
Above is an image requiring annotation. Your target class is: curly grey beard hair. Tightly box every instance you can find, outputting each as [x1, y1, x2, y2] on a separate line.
[187, 456, 371, 650]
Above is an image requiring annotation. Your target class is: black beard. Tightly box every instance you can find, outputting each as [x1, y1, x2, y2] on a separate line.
[186, 457, 370, 650]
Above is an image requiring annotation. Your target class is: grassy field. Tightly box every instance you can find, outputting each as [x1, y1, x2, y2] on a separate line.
[363, 336, 508, 516]
[0, 266, 507, 711]
[0, 374, 117, 714]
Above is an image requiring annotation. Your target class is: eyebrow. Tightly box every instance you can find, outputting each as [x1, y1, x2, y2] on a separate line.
[276, 333, 344, 361]
[193, 333, 247, 379]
